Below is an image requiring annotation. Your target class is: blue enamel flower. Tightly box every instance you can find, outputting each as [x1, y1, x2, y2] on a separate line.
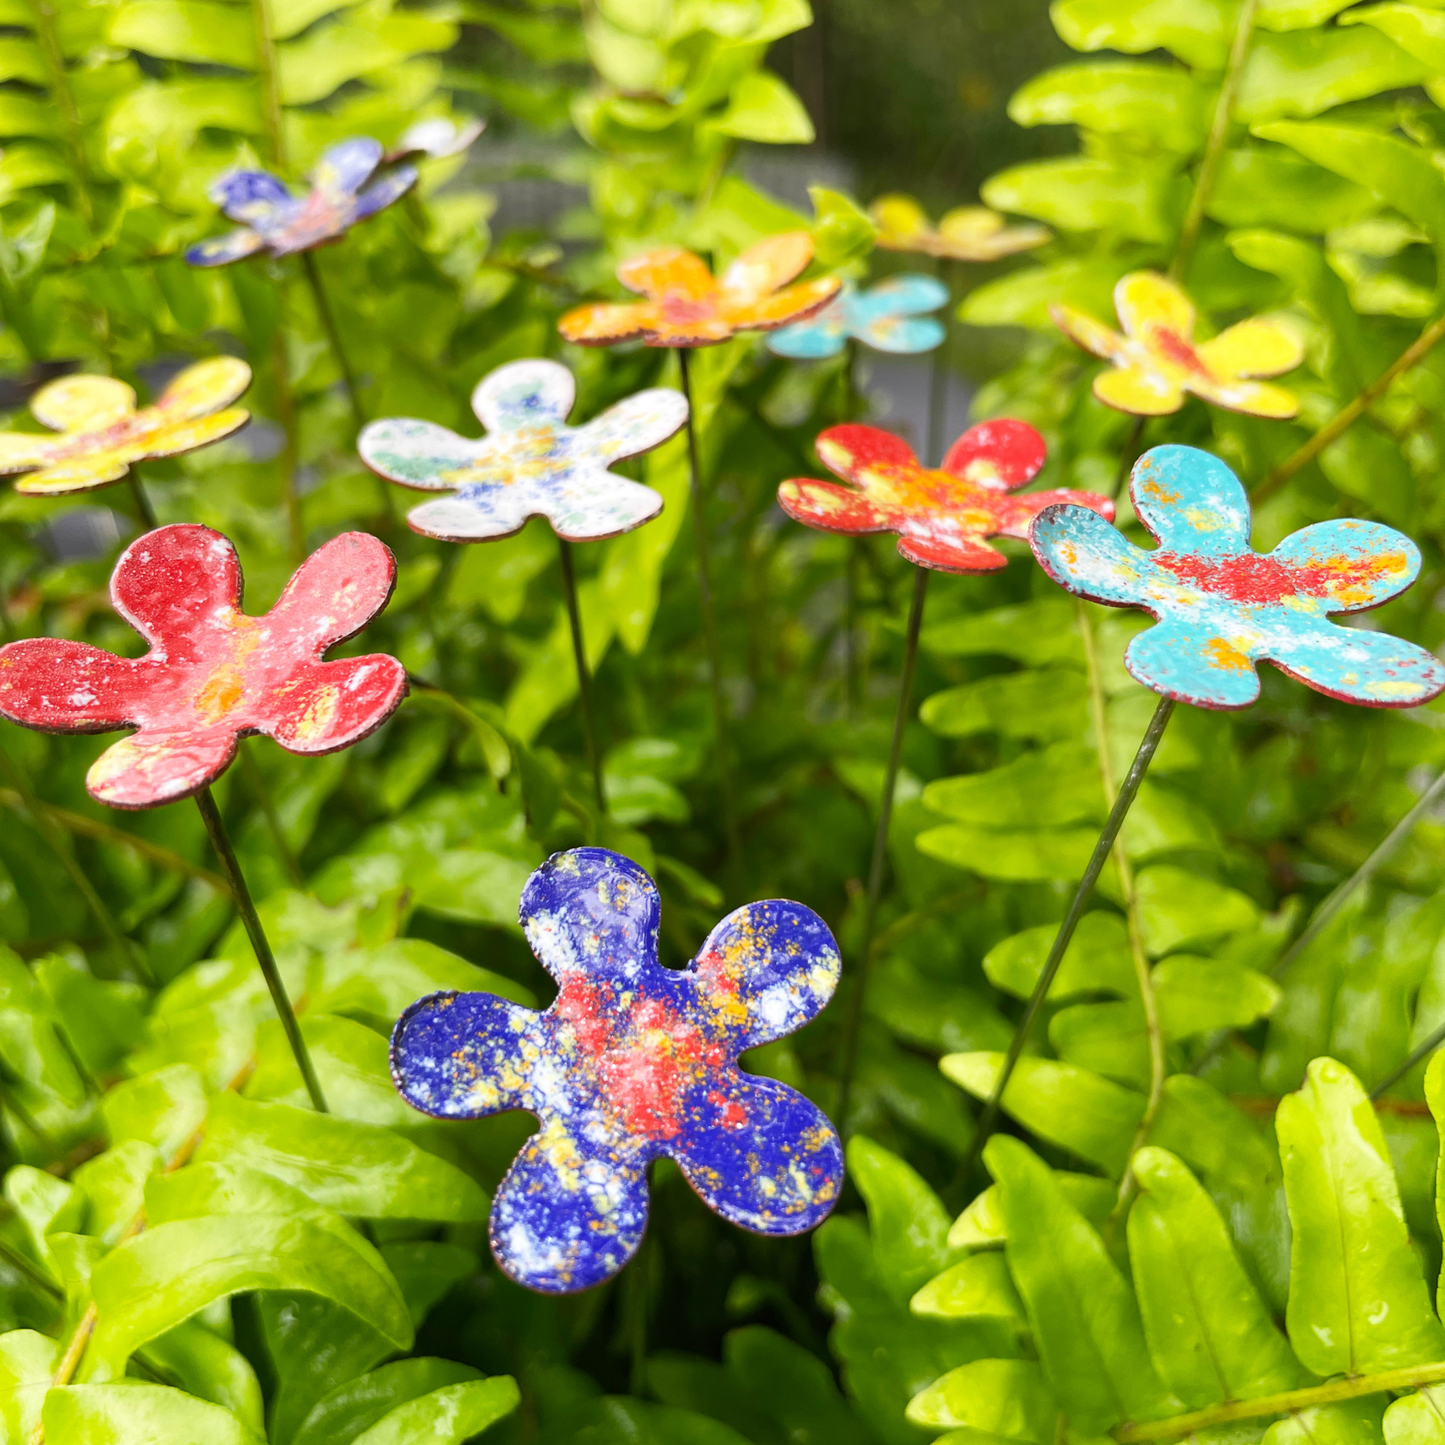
[390, 848, 844, 1294]
[766, 274, 949, 360]
[185, 138, 417, 267]
[1029, 444, 1445, 710]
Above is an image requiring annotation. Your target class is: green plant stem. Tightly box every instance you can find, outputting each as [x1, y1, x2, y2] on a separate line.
[302, 251, 366, 435]
[677, 347, 741, 869]
[27, 0, 91, 226]
[193, 786, 327, 1113]
[272, 325, 305, 565]
[0, 741, 143, 978]
[248, 0, 285, 168]
[928, 260, 954, 467]
[1170, 0, 1259, 281]
[964, 693, 1177, 1179]
[127, 474, 158, 531]
[1112, 415, 1146, 501]
[0, 1234, 61, 1296]
[0, 1079, 59, 1157]
[836, 566, 929, 1131]
[238, 742, 304, 888]
[1080, 604, 1164, 1220]
[558, 536, 606, 815]
[1254, 305, 1445, 502]
[1114, 1360, 1445, 1442]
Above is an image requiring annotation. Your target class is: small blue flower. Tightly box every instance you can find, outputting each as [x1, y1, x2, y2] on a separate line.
[390, 847, 844, 1294]
[185, 137, 416, 267]
[766, 274, 949, 360]
[1030, 444, 1445, 710]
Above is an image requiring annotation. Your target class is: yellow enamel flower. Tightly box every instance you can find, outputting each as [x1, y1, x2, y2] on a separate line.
[0, 357, 251, 495]
[870, 194, 1050, 262]
[1050, 272, 1304, 419]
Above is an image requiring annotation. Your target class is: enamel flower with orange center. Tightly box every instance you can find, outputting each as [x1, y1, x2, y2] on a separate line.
[869, 194, 1050, 262]
[1051, 271, 1304, 419]
[558, 233, 840, 348]
[0, 525, 406, 808]
[0, 360, 251, 496]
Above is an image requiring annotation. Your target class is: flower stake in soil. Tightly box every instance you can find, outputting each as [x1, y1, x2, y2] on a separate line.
[964, 443, 1445, 1173]
[360, 358, 688, 813]
[559, 234, 841, 858]
[391, 846, 844, 1292]
[0, 523, 410, 1112]
[778, 419, 1113, 1126]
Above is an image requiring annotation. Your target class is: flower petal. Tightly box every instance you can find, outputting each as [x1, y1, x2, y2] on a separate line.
[85, 726, 240, 809]
[672, 1074, 842, 1235]
[898, 530, 1009, 572]
[350, 164, 417, 222]
[575, 387, 688, 462]
[358, 418, 478, 492]
[1268, 518, 1420, 612]
[547, 475, 665, 542]
[312, 137, 384, 199]
[111, 525, 243, 654]
[720, 231, 814, 302]
[766, 313, 847, 359]
[689, 899, 840, 1051]
[31, 375, 135, 433]
[937, 208, 1048, 261]
[1267, 619, 1445, 708]
[184, 228, 267, 268]
[265, 530, 399, 654]
[0, 638, 142, 731]
[1124, 617, 1263, 710]
[13, 453, 132, 494]
[1195, 316, 1304, 381]
[144, 409, 250, 460]
[1187, 375, 1299, 420]
[1029, 501, 1154, 608]
[776, 478, 898, 536]
[490, 1124, 651, 1293]
[521, 847, 661, 988]
[0, 432, 61, 473]
[857, 273, 950, 318]
[390, 989, 538, 1119]
[1050, 302, 1127, 364]
[813, 422, 920, 490]
[406, 494, 535, 542]
[984, 485, 1115, 543]
[1129, 445, 1251, 556]
[853, 314, 945, 355]
[472, 358, 575, 433]
[208, 169, 292, 225]
[869, 194, 931, 251]
[558, 301, 655, 346]
[1114, 271, 1195, 343]
[616, 247, 715, 302]
[155, 357, 252, 420]
[942, 419, 1047, 492]
[1093, 365, 1184, 416]
[723, 276, 840, 333]
[266, 654, 407, 755]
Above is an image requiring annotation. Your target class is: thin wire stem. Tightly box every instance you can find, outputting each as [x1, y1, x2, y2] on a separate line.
[127, 473, 157, 531]
[194, 786, 327, 1112]
[272, 324, 305, 565]
[558, 536, 606, 815]
[0, 740, 144, 978]
[677, 347, 740, 869]
[301, 251, 365, 434]
[247, 0, 285, 168]
[239, 742, 304, 888]
[843, 338, 861, 719]
[963, 694, 1177, 1179]
[836, 566, 929, 1131]
[1111, 415, 1146, 502]
[928, 260, 953, 468]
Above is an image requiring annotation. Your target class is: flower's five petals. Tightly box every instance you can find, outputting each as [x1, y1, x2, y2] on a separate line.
[870, 195, 1050, 262]
[780, 420, 1108, 575]
[359, 358, 683, 545]
[0, 524, 406, 808]
[1028, 443, 1445, 711]
[0, 359, 252, 497]
[558, 233, 841, 350]
[389, 847, 844, 1294]
[767, 274, 949, 360]
[1051, 271, 1304, 421]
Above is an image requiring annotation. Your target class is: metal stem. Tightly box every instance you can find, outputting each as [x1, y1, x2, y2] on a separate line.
[193, 786, 327, 1112]
[836, 566, 929, 1130]
[558, 536, 606, 815]
[301, 251, 365, 434]
[927, 265, 952, 468]
[677, 347, 740, 868]
[1112, 415, 1146, 502]
[127, 473, 157, 530]
[962, 694, 1177, 1177]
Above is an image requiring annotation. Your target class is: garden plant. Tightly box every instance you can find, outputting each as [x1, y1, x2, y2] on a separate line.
[10, 0, 1445, 1442]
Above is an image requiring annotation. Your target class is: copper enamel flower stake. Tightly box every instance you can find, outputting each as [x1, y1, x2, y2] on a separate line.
[0, 525, 410, 1112]
[963, 443, 1445, 1174]
[360, 359, 688, 813]
[778, 420, 1112, 1127]
[559, 234, 841, 861]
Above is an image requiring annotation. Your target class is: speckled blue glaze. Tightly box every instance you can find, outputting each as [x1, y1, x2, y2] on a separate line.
[766, 275, 949, 359]
[1030, 444, 1445, 710]
[390, 847, 843, 1294]
[185, 138, 416, 266]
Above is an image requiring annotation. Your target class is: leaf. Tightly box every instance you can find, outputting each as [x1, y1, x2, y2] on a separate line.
[193, 1093, 489, 1221]
[910, 1251, 1026, 1325]
[708, 70, 814, 143]
[846, 1135, 957, 1300]
[1152, 956, 1281, 1039]
[1049, 0, 1236, 68]
[720, 1326, 875, 1445]
[142, 1318, 265, 1435]
[1279, 1057, 1445, 1377]
[983, 911, 1137, 1002]
[0, 1330, 57, 1444]
[1267, 1398, 1387, 1445]
[914, 822, 1100, 882]
[109, 0, 256, 66]
[1342, 4, 1445, 72]
[809, 186, 875, 268]
[982, 156, 1179, 243]
[349, 1378, 518, 1445]
[922, 743, 1101, 830]
[1127, 1146, 1303, 1407]
[920, 669, 1088, 742]
[1383, 1386, 1445, 1445]
[1009, 62, 1209, 151]
[958, 256, 1125, 329]
[949, 1171, 1116, 1249]
[1135, 866, 1260, 955]
[42, 1383, 263, 1445]
[1208, 147, 1377, 233]
[869, 955, 1014, 1054]
[942, 1052, 1143, 1174]
[905, 1358, 1056, 1437]
[102, 1065, 207, 1162]
[986, 1135, 1177, 1433]
[291, 1358, 484, 1445]
[0, 944, 85, 1107]
[921, 597, 1083, 667]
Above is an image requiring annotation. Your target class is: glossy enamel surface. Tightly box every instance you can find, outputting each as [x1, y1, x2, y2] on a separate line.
[0, 359, 251, 495]
[390, 847, 844, 1294]
[767, 275, 949, 359]
[558, 233, 840, 348]
[869, 195, 1050, 262]
[779, 420, 1112, 573]
[358, 359, 686, 543]
[185, 137, 417, 266]
[1051, 271, 1304, 419]
[1030, 444, 1445, 710]
[0, 525, 407, 807]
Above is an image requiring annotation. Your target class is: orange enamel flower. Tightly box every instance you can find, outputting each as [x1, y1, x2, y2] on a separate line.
[1050, 272, 1304, 419]
[558, 233, 840, 349]
[869, 195, 1049, 263]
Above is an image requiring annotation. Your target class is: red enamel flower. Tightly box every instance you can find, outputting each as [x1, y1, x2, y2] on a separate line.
[0, 525, 407, 809]
[778, 421, 1112, 572]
